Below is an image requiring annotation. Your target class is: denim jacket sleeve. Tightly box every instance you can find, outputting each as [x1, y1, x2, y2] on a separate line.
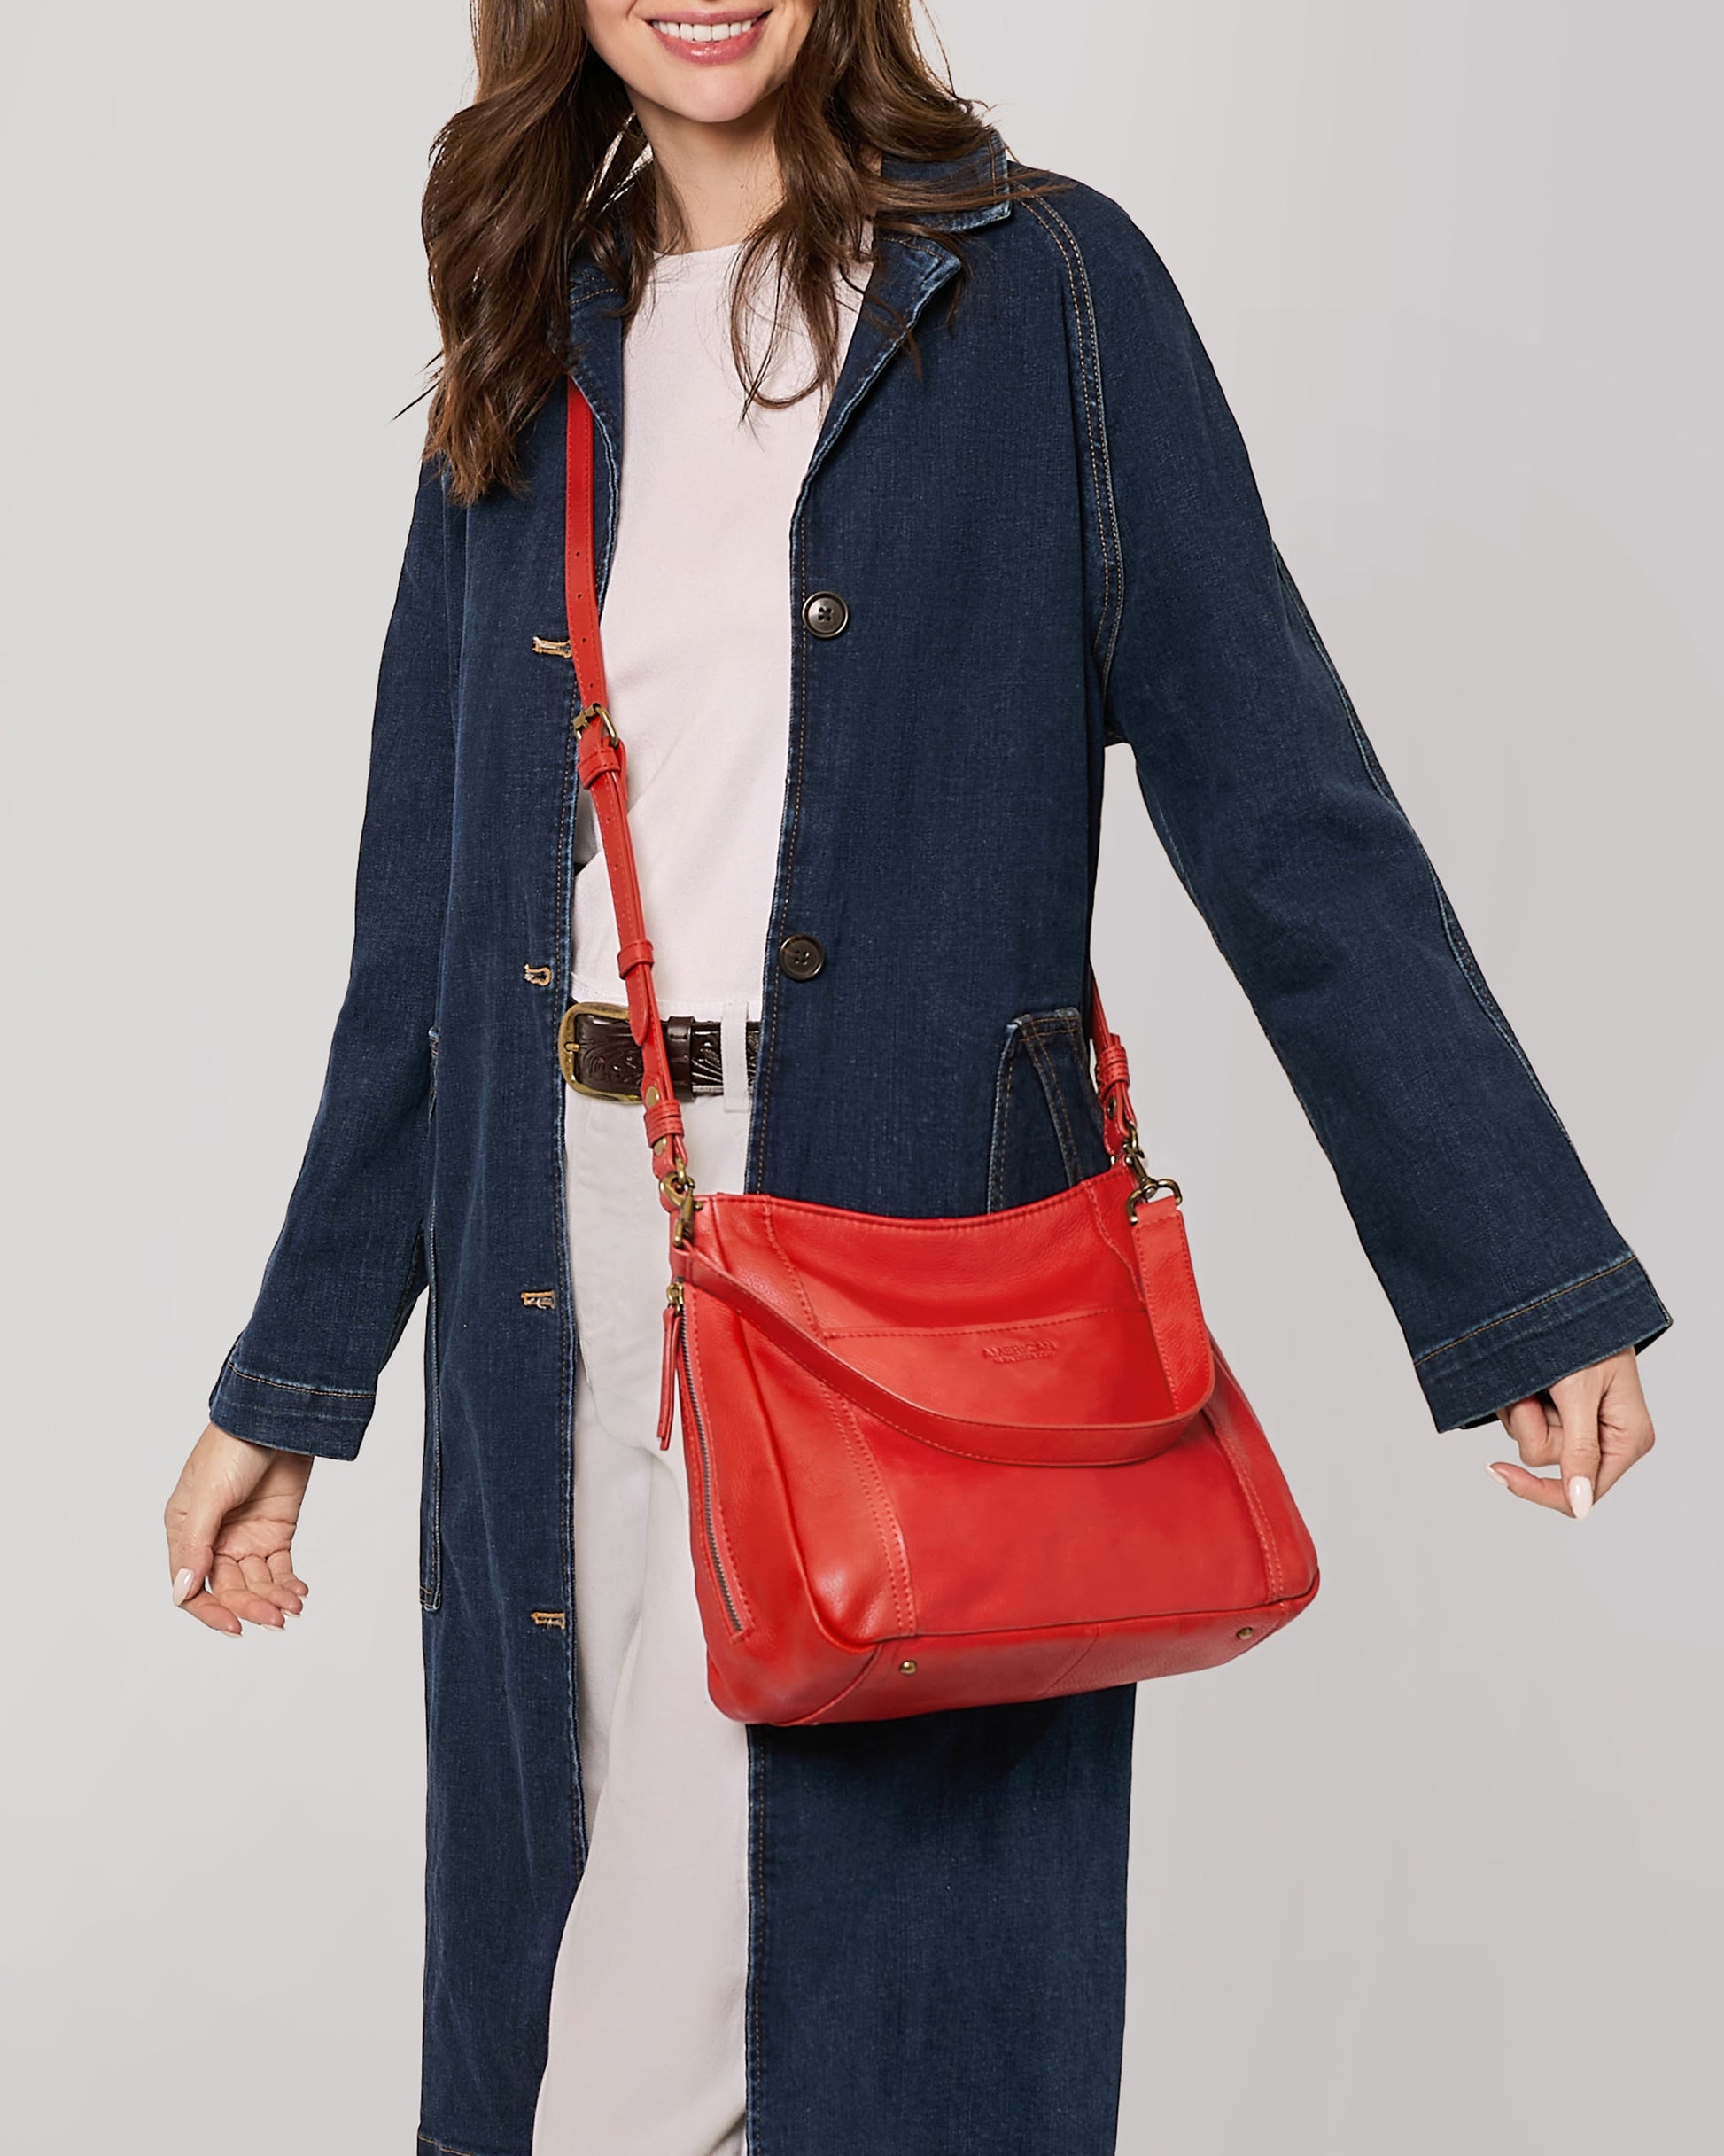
[1080, 201, 1669, 1428]
[206, 456, 459, 1459]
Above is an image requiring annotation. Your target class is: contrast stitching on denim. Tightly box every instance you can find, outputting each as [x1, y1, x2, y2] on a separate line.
[550, 583, 590, 1865]
[1017, 1009, 1084, 1040]
[1022, 1023, 1082, 1182]
[1020, 200, 1124, 689]
[566, 357, 622, 501]
[383, 1237, 428, 1368]
[744, 1728, 767, 2156]
[923, 134, 1013, 233]
[1025, 202, 1120, 650]
[439, 472, 460, 737]
[1034, 202, 1127, 689]
[748, 541, 809, 1189]
[752, 244, 964, 1187]
[222, 1358, 375, 1403]
[1412, 1253, 1638, 1366]
[1019, 201, 1113, 663]
[595, 424, 621, 604]
[416, 2135, 489, 2156]
[1020, 1008, 1087, 1183]
[419, 1226, 444, 1614]
[986, 1022, 1021, 1211]
[1078, 1055, 1109, 1147]
[1272, 552, 1576, 1138]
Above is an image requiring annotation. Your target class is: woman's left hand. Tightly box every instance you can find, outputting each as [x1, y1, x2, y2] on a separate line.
[1488, 1350, 1655, 1519]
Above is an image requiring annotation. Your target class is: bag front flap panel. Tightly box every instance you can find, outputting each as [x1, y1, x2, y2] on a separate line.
[694, 1162, 1213, 1461]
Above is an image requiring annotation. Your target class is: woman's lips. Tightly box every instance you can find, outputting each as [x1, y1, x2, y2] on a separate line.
[647, 11, 772, 65]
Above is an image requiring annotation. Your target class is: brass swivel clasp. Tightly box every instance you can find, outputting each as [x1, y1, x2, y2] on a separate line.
[664, 1165, 702, 1249]
[1122, 1118, 1183, 1222]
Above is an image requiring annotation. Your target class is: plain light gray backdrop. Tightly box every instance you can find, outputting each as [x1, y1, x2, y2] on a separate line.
[0, 3, 1716, 2150]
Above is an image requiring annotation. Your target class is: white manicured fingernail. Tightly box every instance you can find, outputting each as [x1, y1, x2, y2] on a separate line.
[1485, 1464, 1512, 1490]
[1567, 1476, 1594, 1520]
[172, 1568, 196, 1604]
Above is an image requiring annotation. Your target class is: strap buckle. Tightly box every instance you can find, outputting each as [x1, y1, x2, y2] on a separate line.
[557, 1000, 639, 1099]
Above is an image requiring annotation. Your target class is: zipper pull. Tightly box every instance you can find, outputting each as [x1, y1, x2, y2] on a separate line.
[656, 1280, 683, 1449]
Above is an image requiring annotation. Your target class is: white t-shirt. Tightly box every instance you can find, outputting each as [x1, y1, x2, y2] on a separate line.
[569, 237, 866, 1023]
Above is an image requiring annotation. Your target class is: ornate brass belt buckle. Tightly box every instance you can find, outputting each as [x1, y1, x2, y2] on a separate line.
[557, 1000, 641, 1101]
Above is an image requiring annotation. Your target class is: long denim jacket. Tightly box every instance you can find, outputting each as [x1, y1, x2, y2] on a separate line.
[208, 129, 1668, 2156]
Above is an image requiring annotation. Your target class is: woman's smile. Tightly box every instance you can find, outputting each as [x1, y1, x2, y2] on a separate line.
[645, 7, 773, 65]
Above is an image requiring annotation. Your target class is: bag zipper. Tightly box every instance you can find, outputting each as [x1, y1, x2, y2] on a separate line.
[659, 1281, 744, 1635]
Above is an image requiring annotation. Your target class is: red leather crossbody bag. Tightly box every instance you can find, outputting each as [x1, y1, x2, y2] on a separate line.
[561, 382, 1318, 1725]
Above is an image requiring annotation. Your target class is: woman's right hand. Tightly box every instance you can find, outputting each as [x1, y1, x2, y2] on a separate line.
[164, 1423, 314, 1636]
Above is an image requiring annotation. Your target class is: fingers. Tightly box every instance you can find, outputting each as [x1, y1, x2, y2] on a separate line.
[1500, 1394, 1560, 1467]
[164, 1424, 308, 1637]
[235, 1551, 304, 1621]
[1487, 1351, 1654, 1518]
[266, 1549, 310, 1600]
[164, 1472, 231, 1632]
[262, 1548, 309, 1612]
[1548, 1366, 1604, 1519]
[212, 1553, 289, 1631]
[1592, 1352, 1657, 1501]
[1484, 1457, 1578, 1513]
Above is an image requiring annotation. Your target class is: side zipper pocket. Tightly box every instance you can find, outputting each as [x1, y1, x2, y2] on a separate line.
[662, 1288, 744, 1636]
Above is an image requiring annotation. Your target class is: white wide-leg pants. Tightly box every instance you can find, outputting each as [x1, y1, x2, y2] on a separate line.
[533, 1062, 753, 2156]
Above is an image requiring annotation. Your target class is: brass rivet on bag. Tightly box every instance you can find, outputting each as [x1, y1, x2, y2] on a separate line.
[898, 1659, 918, 1674]
[1236, 1626, 1254, 1641]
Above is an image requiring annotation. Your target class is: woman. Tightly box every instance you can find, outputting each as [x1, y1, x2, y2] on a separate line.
[163, 4, 1667, 2153]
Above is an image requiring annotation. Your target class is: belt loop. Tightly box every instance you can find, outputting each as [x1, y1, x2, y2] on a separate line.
[721, 1000, 750, 1115]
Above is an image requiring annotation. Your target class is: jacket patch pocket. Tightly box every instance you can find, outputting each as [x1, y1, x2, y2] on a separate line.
[986, 1007, 1111, 1213]
[420, 1223, 445, 1614]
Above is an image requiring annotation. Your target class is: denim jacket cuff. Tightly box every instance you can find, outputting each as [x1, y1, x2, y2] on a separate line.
[1414, 1253, 1671, 1431]
[207, 1353, 376, 1461]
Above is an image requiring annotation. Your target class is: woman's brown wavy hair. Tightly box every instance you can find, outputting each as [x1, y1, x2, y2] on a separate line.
[423, 1, 1062, 502]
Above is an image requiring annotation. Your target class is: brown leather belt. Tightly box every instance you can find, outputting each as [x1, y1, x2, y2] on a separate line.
[557, 1000, 758, 1102]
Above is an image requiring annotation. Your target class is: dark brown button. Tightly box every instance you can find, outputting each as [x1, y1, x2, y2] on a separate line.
[802, 591, 849, 639]
[778, 933, 826, 981]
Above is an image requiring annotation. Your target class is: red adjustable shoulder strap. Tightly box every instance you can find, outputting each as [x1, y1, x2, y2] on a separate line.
[560, 378, 1145, 1205]
[1088, 984, 1137, 1163]
[564, 384, 691, 1214]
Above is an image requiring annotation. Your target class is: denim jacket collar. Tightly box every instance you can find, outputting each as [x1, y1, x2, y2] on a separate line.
[566, 126, 1013, 477]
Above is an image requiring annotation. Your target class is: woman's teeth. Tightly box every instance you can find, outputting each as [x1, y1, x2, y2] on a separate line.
[653, 17, 763, 40]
